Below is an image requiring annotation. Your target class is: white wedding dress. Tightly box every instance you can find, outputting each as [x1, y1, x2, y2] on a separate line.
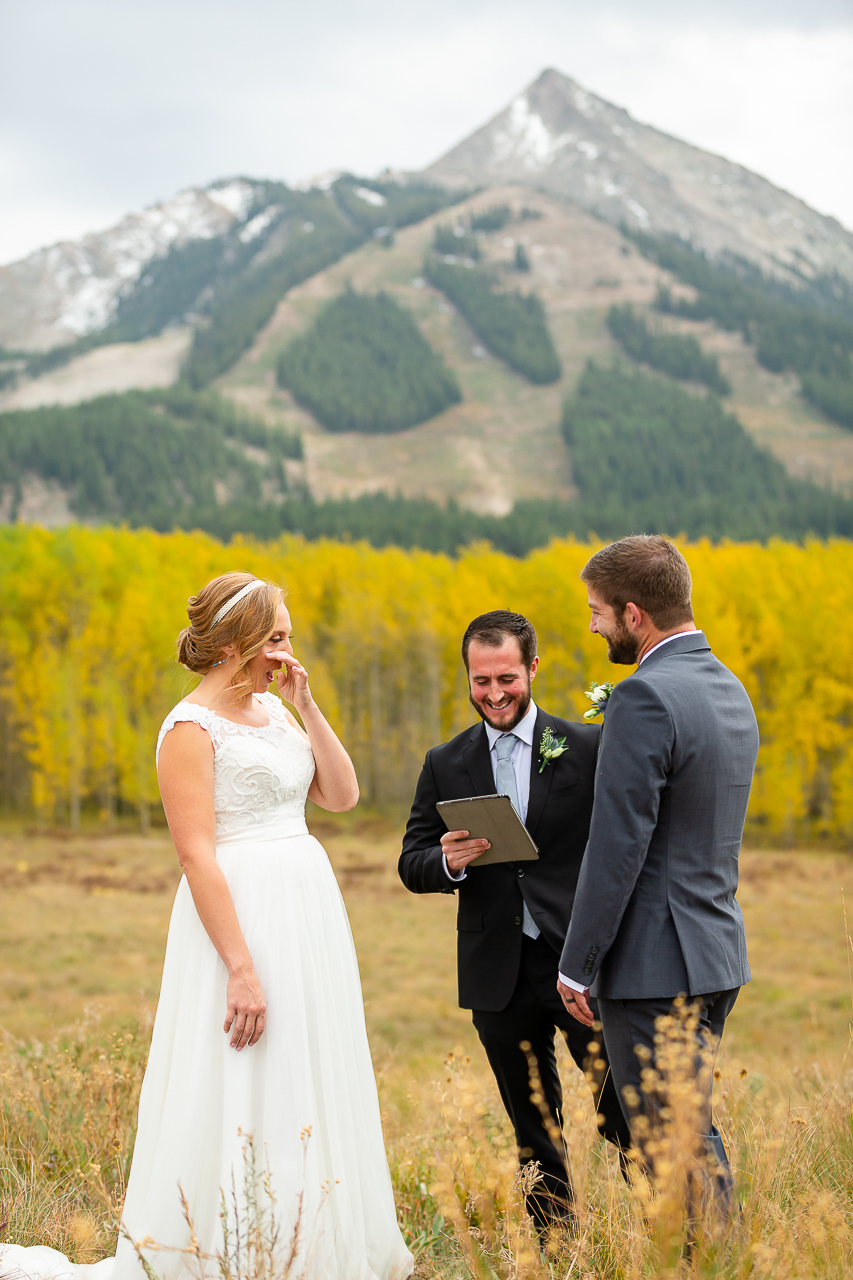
[1, 693, 413, 1280]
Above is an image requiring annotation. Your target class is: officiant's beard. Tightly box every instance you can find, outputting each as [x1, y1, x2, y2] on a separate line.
[469, 681, 532, 732]
[605, 619, 641, 665]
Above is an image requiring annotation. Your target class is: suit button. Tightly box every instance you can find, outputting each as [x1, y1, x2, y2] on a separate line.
[514, 915, 522, 925]
[517, 869, 524, 878]
[583, 964, 593, 975]
[590, 945, 599, 954]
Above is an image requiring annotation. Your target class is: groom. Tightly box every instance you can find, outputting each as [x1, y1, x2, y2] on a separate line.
[399, 610, 630, 1232]
[557, 536, 759, 1218]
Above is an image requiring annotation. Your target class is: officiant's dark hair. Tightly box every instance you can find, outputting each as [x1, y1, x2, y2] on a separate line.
[581, 535, 694, 629]
[461, 611, 538, 671]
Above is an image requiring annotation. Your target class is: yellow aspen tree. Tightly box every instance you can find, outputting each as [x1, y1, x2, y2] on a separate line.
[1, 528, 852, 843]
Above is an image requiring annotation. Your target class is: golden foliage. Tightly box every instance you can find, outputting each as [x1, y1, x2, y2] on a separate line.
[1, 527, 852, 840]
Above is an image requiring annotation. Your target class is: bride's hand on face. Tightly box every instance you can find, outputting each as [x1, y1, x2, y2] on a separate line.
[225, 967, 267, 1049]
[267, 649, 313, 712]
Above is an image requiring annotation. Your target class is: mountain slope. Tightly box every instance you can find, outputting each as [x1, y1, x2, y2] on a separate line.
[5, 184, 853, 516]
[0, 386, 299, 529]
[217, 184, 853, 512]
[3, 70, 853, 542]
[420, 69, 853, 288]
[0, 181, 257, 350]
[0, 175, 459, 360]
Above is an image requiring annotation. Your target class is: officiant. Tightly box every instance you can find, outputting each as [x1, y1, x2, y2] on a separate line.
[398, 610, 630, 1232]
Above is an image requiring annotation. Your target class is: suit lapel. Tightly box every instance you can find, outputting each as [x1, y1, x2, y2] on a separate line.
[525, 708, 553, 836]
[462, 723, 497, 797]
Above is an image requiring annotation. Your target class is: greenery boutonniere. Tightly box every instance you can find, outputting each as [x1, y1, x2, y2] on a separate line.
[583, 681, 615, 720]
[538, 726, 568, 773]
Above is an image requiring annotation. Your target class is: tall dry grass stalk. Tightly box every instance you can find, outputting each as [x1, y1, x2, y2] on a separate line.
[2, 1010, 852, 1278]
[624, 998, 728, 1273]
[0, 1005, 147, 1262]
[426, 1049, 542, 1278]
[121, 1132, 324, 1280]
[413, 1004, 853, 1279]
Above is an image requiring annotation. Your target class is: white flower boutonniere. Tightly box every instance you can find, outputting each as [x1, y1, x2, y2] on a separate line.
[538, 726, 568, 773]
[583, 680, 615, 720]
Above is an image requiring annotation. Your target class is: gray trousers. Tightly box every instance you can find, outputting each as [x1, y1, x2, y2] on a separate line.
[597, 988, 740, 1219]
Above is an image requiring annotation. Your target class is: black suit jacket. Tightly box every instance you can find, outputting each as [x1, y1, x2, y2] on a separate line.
[399, 708, 600, 1011]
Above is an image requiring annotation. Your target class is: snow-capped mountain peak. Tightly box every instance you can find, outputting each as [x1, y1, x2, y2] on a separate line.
[492, 94, 577, 170]
[0, 180, 265, 349]
[422, 68, 853, 285]
[207, 180, 257, 220]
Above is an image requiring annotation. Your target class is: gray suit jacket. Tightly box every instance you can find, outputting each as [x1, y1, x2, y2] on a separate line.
[559, 632, 759, 1000]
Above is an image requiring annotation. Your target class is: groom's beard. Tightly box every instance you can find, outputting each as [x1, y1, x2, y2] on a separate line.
[469, 682, 532, 732]
[604, 619, 641, 665]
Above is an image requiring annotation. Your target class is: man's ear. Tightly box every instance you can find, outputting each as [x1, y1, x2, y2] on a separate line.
[625, 602, 644, 632]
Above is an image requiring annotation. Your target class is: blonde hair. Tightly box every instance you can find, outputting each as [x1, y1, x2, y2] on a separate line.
[178, 571, 284, 704]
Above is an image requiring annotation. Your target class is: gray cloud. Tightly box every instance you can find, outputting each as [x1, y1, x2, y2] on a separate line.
[1, 0, 851, 261]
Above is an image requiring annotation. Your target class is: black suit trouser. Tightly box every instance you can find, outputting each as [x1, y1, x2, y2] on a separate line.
[597, 988, 740, 1221]
[471, 933, 632, 1228]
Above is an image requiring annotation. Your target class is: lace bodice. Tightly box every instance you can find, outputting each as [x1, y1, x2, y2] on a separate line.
[156, 692, 315, 840]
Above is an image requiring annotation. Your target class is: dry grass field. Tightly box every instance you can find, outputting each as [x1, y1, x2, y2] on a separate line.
[1, 815, 852, 1277]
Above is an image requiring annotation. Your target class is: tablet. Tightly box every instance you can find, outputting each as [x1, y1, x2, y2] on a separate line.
[436, 794, 539, 865]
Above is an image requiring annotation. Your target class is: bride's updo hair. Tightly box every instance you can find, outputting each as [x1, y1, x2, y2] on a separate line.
[178, 571, 283, 703]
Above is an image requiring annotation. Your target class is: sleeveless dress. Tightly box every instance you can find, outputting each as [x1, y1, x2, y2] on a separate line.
[1, 693, 413, 1280]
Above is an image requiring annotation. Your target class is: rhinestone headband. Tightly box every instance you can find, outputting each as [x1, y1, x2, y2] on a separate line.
[209, 579, 264, 628]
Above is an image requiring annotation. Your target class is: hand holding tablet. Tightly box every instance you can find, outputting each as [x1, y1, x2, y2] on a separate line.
[436, 794, 539, 866]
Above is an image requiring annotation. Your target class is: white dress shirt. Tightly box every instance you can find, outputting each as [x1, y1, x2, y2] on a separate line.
[638, 628, 698, 664]
[444, 700, 541, 939]
[558, 629, 701, 994]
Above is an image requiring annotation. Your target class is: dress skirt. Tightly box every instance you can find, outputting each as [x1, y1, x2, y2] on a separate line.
[1, 823, 413, 1280]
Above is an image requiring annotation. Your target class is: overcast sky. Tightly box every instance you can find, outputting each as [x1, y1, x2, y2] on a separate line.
[1, 0, 851, 264]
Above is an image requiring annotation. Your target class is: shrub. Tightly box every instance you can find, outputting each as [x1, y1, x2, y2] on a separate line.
[470, 205, 512, 233]
[425, 258, 561, 384]
[432, 224, 480, 260]
[276, 289, 461, 433]
[607, 303, 731, 394]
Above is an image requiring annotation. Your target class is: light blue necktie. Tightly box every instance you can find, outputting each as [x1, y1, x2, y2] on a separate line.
[494, 734, 540, 940]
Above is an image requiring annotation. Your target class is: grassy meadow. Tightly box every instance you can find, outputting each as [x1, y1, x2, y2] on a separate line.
[1, 813, 852, 1277]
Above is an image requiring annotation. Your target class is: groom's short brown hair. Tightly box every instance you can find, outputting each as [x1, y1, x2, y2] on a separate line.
[581, 536, 694, 630]
[462, 610, 538, 670]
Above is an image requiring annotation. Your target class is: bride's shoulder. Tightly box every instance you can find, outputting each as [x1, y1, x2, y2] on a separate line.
[156, 700, 217, 766]
[161, 699, 216, 728]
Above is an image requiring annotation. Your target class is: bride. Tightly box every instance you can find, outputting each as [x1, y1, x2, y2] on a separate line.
[1, 572, 414, 1280]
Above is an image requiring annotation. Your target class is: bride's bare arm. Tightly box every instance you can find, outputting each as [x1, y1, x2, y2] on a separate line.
[157, 722, 267, 1049]
[272, 651, 359, 812]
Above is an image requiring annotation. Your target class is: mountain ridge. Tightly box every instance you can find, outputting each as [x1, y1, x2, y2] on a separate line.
[3, 68, 852, 361]
[420, 68, 853, 288]
[0, 180, 261, 351]
[2, 71, 853, 543]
